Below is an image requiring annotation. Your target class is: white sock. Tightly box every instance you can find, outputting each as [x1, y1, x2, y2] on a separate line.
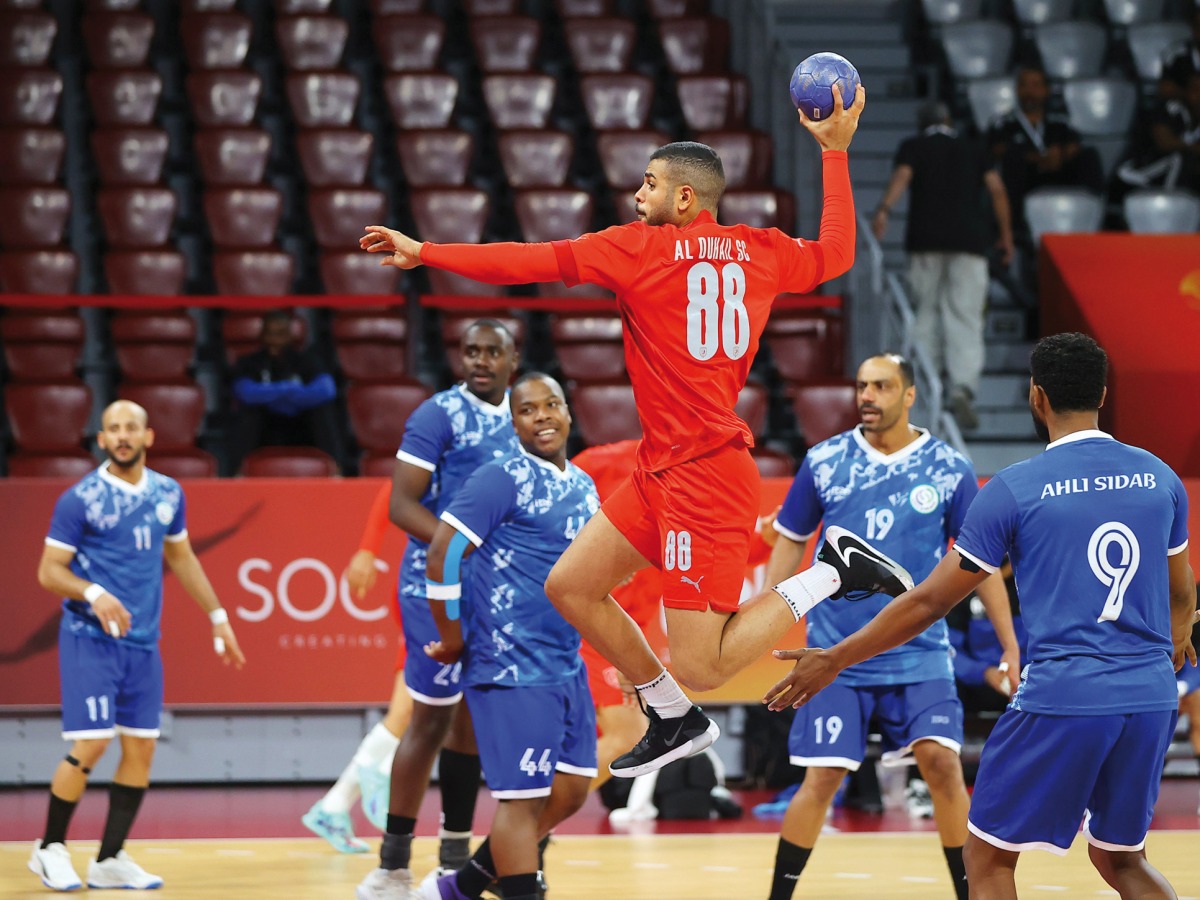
[635, 670, 692, 719]
[773, 560, 841, 621]
[353, 721, 402, 769]
[321, 760, 360, 814]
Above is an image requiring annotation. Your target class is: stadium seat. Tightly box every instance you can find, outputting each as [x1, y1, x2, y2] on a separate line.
[276, 14, 348, 70]
[333, 313, 407, 382]
[580, 73, 653, 130]
[409, 188, 488, 244]
[0, 126, 65, 184]
[464, 0, 518, 14]
[87, 70, 162, 125]
[919, 0, 983, 25]
[212, 251, 295, 295]
[1034, 22, 1107, 80]
[194, 128, 272, 185]
[482, 73, 556, 129]
[374, 15, 445, 71]
[184, 0, 240, 9]
[6, 453, 98, 478]
[308, 188, 387, 250]
[204, 187, 282, 248]
[110, 311, 196, 381]
[0, 10, 56, 66]
[676, 74, 747, 132]
[285, 71, 359, 128]
[147, 449, 218, 479]
[383, 72, 458, 129]
[396, 128, 473, 186]
[513, 189, 592, 242]
[751, 448, 794, 478]
[297, 129, 372, 186]
[570, 382, 641, 445]
[242, 446, 338, 477]
[319, 251, 401, 294]
[719, 189, 795, 230]
[1024, 188, 1103, 245]
[81, 11, 153, 67]
[1011, 0, 1073, 26]
[280, 0, 333, 11]
[1124, 189, 1200, 234]
[648, 0, 709, 16]
[695, 130, 771, 188]
[0, 312, 82, 381]
[550, 314, 625, 381]
[187, 71, 262, 127]
[1103, 0, 1166, 26]
[497, 130, 572, 188]
[557, 0, 614, 15]
[965, 76, 1016, 133]
[0, 68, 62, 124]
[791, 379, 858, 445]
[734, 381, 768, 438]
[0, 185, 69, 247]
[765, 312, 843, 383]
[0, 250, 78, 293]
[4, 382, 91, 452]
[596, 129, 670, 190]
[471, 16, 540, 72]
[346, 381, 432, 453]
[91, 128, 169, 184]
[1062, 78, 1136, 136]
[939, 21, 1012, 79]
[658, 16, 729, 74]
[120, 383, 205, 451]
[372, 0, 427, 12]
[181, 11, 252, 69]
[564, 17, 636, 73]
[1127, 22, 1189, 82]
[104, 250, 186, 294]
[96, 187, 175, 248]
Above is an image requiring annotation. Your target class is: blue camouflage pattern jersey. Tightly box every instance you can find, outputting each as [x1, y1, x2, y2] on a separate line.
[395, 384, 518, 599]
[440, 448, 600, 688]
[776, 427, 979, 686]
[45, 463, 187, 647]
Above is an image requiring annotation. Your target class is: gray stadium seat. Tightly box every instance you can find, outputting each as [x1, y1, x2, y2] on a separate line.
[1102, 0, 1166, 26]
[940, 21, 1012, 79]
[920, 0, 983, 25]
[1024, 188, 1103, 245]
[1127, 22, 1189, 82]
[1123, 189, 1200, 234]
[1011, 0, 1074, 26]
[1034, 22, 1107, 80]
[966, 76, 1015, 133]
[1062, 77, 1136, 135]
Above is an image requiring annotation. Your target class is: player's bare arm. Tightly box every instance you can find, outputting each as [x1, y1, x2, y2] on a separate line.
[765, 550, 987, 711]
[163, 537, 245, 668]
[1168, 549, 1198, 670]
[799, 82, 866, 152]
[360, 224, 423, 269]
[37, 543, 131, 637]
[763, 533, 809, 592]
[424, 521, 476, 664]
[389, 459, 440, 542]
[974, 570, 1021, 697]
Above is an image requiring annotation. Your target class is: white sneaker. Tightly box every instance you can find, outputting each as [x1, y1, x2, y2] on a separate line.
[87, 850, 164, 889]
[28, 840, 82, 892]
[905, 779, 934, 819]
[356, 866, 415, 900]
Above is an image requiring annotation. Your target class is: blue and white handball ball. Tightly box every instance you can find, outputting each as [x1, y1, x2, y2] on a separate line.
[789, 52, 860, 121]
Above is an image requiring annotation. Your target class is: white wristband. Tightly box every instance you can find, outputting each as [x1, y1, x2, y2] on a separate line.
[426, 582, 462, 601]
[83, 583, 108, 604]
[209, 608, 229, 625]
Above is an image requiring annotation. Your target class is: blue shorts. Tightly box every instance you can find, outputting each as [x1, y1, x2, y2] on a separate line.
[788, 679, 963, 772]
[968, 708, 1177, 855]
[465, 667, 598, 799]
[399, 556, 465, 706]
[59, 622, 163, 740]
[1178, 661, 1200, 697]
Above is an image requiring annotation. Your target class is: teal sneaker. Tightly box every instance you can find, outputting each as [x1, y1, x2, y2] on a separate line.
[302, 801, 369, 853]
[358, 765, 391, 831]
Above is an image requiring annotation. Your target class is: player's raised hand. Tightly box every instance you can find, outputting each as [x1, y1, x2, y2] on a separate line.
[360, 225, 423, 269]
[799, 83, 865, 153]
[762, 646, 838, 711]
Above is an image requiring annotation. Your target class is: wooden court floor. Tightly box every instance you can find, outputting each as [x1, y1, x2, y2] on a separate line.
[5, 831, 1199, 899]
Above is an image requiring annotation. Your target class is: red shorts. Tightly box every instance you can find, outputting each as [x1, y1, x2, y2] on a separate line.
[581, 640, 624, 708]
[602, 440, 760, 613]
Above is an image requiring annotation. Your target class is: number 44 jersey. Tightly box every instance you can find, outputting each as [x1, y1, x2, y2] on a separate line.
[955, 430, 1189, 716]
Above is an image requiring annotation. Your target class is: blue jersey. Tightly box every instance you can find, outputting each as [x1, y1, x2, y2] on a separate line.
[45, 463, 187, 648]
[777, 427, 978, 686]
[954, 430, 1188, 716]
[440, 449, 600, 688]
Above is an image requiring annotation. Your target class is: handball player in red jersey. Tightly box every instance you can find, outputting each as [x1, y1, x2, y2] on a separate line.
[360, 83, 913, 778]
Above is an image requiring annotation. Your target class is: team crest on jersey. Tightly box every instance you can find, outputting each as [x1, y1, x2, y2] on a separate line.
[155, 501, 174, 525]
[909, 484, 939, 514]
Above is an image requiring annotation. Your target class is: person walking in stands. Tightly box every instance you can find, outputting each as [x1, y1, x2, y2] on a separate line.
[29, 400, 245, 892]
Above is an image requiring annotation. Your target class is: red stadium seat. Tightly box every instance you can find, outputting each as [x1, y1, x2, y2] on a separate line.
[96, 187, 176, 248]
[90, 128, 169, 185]
[735, 381, 768, 438]
[81, 11, 153, 68]
[346, 381, 432, 452]
[371, 0, 426, 12]
[695, 129, 771, 188]
[0, 250, 78, 292]
[513, 188, 592, 242]
[110, 311, 196, 381]
[409, 188, 487, 244]
[0, 68, 62, 124]
[308, 188, 386, 250]
[280, 0, 332, 12]
[765, 311, 843, 382]
[242, 446, 337, 477]
[0, 10, 56, 66]
[120, 383, 205, 451]
[464, 0, 517, 13]
[550, 314, 624, 381]
[187, 71, 261, 127]
[286, 72, 359, 128]
[571, 382, 641, 445]
[471, 16, 540, 72]
[790, 379, 858, 445]
[1, 312, 82, 381]
[0, 185, 70, 247]
[0, 126, 65, 184]
[359, 453, 399, 477]
[610, 190, 638, 224]
[6, 453, 98, 478]
[86, 0, 145, 9]
[676, 74, 747, 131]
[497, 129, 572, 188]
[396, 128, 473, 187]
[482, 73, 555, 129]
[181, 11, 252, 70]
[383, 73, 458, 129]
[4, 382, 91, 452]
[374, 15, 444, 72]
[204, 187, 282, 249]
[183, 0, 239, 9]
[596, 130, 669, 191]
[648, 0, 709, 16]
[658, 15, 728, 74]
[332, 313, 408, 382]
[148, 449, 218, 479]
[222, 310, 306, 363]
[319, 251, 401, 294]
[194, 128, 271, 185]
[556, 0, 614, 14]
[719, 189, 795, 230]
[441, 313, 524, 374]
[275, 14, 348, 70]
[564, 17, 635, 73]
[104, 250, 186, 295]
[297, 128, 373, 186]
[751, 448, 794, 478]
[87, 70, 161, 126]
[580, 74, 653, 130]
[212, 251, 294, 295]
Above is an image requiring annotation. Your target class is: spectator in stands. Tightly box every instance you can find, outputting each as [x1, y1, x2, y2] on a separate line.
[1160, 7, 1200, 102]
[872, 101, 1013, 432]
[946, 561, 1027, 716]
[231, 309, 346, 473]
[1116, 71, 1200, 197]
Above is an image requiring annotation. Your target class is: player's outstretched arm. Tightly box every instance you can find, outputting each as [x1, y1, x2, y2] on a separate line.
[164, 537, 246, 668]
[362, 225, 565, 285]
[360, 225, 423, 269]
[799, 82, 865, 152]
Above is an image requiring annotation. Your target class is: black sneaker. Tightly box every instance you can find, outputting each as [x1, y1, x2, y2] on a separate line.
[608, 704, 720, 779]
[818, 525, 914, 601]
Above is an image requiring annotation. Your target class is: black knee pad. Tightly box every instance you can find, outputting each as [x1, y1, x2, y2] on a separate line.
[65, 754, 92, 775]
